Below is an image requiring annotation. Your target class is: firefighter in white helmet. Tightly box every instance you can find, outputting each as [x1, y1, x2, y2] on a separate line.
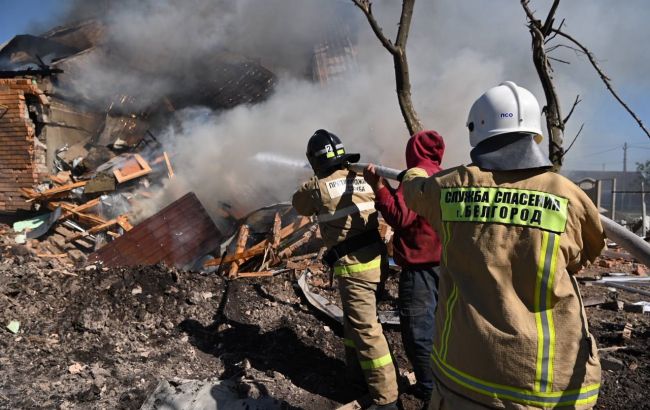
[402, 82, 605, 409]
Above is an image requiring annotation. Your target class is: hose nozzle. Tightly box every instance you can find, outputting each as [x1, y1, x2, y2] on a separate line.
[346, 162, 405, 181]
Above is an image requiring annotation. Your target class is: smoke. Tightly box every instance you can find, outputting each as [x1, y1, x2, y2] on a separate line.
[54, 0, 650, 222]
[253, 153, 309, 170]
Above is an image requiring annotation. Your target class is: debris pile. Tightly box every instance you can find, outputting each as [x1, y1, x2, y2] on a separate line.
[2, 217, 649, 409]
[8, 147, 177, 265]
[0, 18, 281, 267]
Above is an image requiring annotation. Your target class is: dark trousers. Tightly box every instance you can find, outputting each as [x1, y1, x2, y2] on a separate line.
[399, 266, 438, 395]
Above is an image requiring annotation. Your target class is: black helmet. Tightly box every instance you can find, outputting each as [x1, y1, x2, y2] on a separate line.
[306, 129, 360, 175]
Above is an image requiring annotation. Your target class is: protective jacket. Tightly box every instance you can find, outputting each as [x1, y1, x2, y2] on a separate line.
[293, 168, 398, 405]
[292, 168, 384, 282]
[403, 165, 605, 409]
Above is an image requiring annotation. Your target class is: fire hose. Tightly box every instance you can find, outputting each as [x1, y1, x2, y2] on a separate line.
[348, 162, 650, 267]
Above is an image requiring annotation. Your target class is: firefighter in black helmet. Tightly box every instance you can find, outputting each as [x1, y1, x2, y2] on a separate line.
[293, 130, 398, 410]
[306, 129, 361, 176]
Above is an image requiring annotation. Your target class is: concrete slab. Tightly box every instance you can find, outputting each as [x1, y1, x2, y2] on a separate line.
[139, 379, 285, 410]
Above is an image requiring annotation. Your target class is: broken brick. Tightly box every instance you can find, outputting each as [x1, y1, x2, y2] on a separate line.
[632, 264, 648, 276]
[598, 259, 615, 268]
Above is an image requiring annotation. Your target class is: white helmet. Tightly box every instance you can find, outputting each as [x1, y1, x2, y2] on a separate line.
[467, 81, 543, 147]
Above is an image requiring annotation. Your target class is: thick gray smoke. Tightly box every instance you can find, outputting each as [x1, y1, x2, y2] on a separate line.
[56, 0, 650, 220]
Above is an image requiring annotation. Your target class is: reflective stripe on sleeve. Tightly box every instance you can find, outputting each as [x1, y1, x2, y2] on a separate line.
[431, 348, 599, 407]
[360, 353, 393, 370]
[334, 258, 382, 276]
[317, 201, 376, 223]
[440, 283, 458, 360]
[442, 221, 452, 266]
[534, 231, 560, 392]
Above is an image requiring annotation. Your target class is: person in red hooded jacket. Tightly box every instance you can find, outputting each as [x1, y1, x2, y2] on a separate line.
[363, 130, 445, 403]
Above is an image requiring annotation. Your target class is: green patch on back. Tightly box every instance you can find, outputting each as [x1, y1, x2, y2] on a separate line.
[440, 187, 568, 233]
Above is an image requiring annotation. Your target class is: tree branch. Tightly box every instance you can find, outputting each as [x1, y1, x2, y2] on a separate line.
[551, 28, 650, 139]
[395, 0, 416, 48]
[563, 94, 581, 124]
[544, 18, 565, 44]
[351, 0, 398, 54]
[562, 123, 585, 157]
[548, 56, 570, 65]
[542, 0, 561, 35]
[520, 0, 537, 25]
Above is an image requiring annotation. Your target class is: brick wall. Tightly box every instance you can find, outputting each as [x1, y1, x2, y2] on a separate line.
[0, 78, 49, 212]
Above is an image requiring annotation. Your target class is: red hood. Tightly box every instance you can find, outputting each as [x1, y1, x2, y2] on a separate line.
[405, 130, 445, 175]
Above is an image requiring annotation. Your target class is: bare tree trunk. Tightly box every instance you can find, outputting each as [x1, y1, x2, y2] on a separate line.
[352, 0, 423, 136]
[529, 22, 565, 169]
[522, 0, 565, 171]
[394, 49, 422, 135]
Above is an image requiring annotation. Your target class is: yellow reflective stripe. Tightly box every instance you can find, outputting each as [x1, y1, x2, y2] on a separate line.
[534, 232, 560, 392]
[440, 187, 569, 233]
[343, 338, 356, 348]
[360, 353, 392, 370]
[440, 284, 458, 360]
[441, 221, 452, 266]
[431, 348, 599, 406]
[534, 231, 549, 392]
[334, 258, 382, 275]
[337, 149, 345, 155]
[546, 233, 560, 391]
[326, 151, 335, 158]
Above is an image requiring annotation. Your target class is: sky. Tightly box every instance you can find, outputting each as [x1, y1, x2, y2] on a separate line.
[0, 0, 649, 172]
[0, 0, 69, 45]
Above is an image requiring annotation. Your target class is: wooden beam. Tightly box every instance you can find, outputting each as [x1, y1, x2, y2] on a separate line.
[271, 212, 282, 249]
[203, 216, 311, 268]
[66, 217, 123, 242]
[117, 214, 133, 231]
[278, 224, 318, 259]
[113, 154, 152, 184]
[22, 180, 87, 200]
[49, 201, 106, 225]
[228, 224, 250, 278]
[35, 253, 66, 258]
[205, 247, 268, 267]
[49, 172, 71, 185]
[67, 198, 100, 214]
[163, 151, 174, 179]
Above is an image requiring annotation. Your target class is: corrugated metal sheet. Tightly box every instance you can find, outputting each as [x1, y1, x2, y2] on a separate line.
[88, 192, 222, 269]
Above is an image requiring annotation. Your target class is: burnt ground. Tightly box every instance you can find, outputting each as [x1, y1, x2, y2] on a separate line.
[0, 244, 648, 409]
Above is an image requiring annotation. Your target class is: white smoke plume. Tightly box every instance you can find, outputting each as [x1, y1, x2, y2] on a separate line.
[54, 0, 650, 222]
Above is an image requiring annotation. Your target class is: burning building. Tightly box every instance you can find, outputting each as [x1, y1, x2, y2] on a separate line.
[0, 1, 359, 266]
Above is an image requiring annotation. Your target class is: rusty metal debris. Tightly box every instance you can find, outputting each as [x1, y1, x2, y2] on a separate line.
[88, 193, 222, 269]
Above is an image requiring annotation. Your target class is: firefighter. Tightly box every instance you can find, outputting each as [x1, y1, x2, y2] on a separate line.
[363, 130, 445, 406]
[292, 129, 398, 410]
[402, 82, 605, 409]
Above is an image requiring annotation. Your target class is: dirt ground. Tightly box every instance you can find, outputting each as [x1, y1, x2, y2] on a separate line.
[0, 241, 649, 409]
